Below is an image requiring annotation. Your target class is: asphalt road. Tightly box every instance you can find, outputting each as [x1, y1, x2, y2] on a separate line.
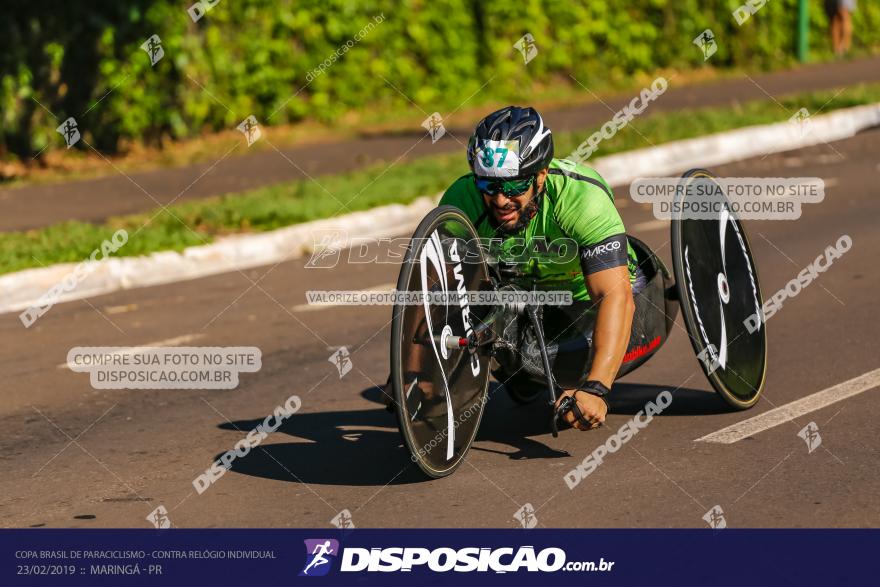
[2, 55, 880, 231]
[1, 127, 878, 529]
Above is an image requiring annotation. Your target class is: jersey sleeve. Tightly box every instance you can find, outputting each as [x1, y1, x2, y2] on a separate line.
[551, 162, 629, 274]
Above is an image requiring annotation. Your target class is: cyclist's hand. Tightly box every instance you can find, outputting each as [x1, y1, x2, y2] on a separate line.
[555, 390, 607, 430]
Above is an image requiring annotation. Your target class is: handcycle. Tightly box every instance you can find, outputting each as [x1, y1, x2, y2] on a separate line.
[389, 169, 768, 478]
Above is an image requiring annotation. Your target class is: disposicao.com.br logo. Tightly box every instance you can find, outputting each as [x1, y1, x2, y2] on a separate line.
[299, 541, 614, 576]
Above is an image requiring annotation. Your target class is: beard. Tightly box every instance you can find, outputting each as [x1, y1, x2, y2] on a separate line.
[487, 191, 542, 235]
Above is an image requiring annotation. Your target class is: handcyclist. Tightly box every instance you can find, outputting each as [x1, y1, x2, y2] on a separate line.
[387, 106, 640, 431]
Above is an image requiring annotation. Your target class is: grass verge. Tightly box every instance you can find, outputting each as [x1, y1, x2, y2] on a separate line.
[2, 82, 879, 276]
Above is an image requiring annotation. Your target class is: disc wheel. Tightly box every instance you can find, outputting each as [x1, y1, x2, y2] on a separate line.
[391, 206, 492, 477]
[671, 169, 768, 409]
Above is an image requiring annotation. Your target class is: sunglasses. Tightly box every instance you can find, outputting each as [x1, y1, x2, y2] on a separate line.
[474, 176, 534, 197]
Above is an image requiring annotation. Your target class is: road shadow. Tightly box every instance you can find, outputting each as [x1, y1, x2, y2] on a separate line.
[217, 404, 423, 487]
[608, 382, 731, 416]
[216, 381, 565, 487]
[217, 380, 728, 487]
[361, 379, 730, 416]
[363, 381, 574, 460]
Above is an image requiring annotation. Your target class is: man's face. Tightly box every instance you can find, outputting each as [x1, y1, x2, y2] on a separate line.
[479, 170, 547, 234]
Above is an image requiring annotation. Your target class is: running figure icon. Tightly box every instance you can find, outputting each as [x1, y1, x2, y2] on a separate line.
[301, 540, 336, 576]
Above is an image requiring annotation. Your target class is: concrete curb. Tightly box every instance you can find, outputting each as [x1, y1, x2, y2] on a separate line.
[594, 103, 880, 187]
[1, 103, 878, 317]
[0, 197, 437, 317]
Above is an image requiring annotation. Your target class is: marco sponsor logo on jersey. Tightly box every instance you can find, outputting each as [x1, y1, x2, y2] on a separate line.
[580, 239, 621, 259]
[565, 390, 673, 490]
[567, 76, 668, 163]
[744, 235, 851, 334]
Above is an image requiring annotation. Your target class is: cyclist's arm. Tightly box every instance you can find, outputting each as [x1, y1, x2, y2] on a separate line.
[553, 166, 635, 390]
[581, 247, 635, 388]
[557, 242, 633, 429]
[556, 234, 633, 429]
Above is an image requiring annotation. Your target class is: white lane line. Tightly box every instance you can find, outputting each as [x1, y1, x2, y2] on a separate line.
[57, 333, 205, 369]
[292, 282, 396, 312]
[696, 367, 880, 444]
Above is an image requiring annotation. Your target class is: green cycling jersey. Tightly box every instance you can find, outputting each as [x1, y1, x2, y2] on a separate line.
[439, 158, 637, 301]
